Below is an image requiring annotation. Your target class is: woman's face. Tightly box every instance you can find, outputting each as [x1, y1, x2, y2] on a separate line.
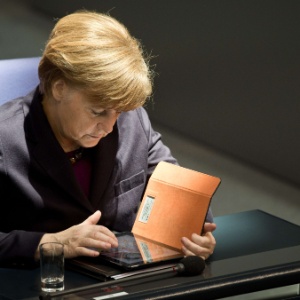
[47, 81, 121, 151]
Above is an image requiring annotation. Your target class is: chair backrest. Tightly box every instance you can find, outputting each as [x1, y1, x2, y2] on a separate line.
[0, 57, 40, 105]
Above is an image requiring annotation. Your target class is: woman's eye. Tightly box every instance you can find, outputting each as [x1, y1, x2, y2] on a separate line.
[92, 110, 106, 116]
[91, 109, 122, 117]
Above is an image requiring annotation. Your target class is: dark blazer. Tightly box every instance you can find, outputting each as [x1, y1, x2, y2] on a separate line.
[0, 88, 212, 265]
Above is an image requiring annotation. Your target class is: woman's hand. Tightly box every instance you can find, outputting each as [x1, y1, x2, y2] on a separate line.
[35, 210, 118, 260]
[181, 222, 216, 260]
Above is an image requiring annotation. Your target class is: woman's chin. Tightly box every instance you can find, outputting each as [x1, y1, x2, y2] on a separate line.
[81, 137, 102, 148]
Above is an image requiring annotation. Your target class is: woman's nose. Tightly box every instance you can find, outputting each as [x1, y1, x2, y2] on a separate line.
[98, 110, 120, 134]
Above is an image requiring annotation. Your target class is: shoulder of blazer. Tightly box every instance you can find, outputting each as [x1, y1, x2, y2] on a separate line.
[0, 89, 35, 123]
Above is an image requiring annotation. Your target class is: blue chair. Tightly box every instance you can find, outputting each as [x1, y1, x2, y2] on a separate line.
[0, 57, 40, 105]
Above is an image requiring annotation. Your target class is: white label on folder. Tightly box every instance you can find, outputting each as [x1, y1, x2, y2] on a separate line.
[139, 195, 155, 223]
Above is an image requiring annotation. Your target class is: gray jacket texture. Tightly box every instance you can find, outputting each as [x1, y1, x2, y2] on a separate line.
[0, 88, 212, 265]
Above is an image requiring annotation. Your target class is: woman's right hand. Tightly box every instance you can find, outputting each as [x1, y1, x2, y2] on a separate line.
[34, 210, 118, 260]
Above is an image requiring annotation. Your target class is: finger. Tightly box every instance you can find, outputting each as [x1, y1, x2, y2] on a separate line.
[65, 245, 101, 259]
[203, 222, 217, 234]
[94, 225, 117, 238]
[73, 224, 118, 247]
[181, 236, 202, 255]
[181, 244, 206, 260]
[80, 236, 117, 251]
[82, 210, 101, 226]
[63, 232, 118, 258]
[192, 232, 216, 253]
[76, 247, 101, 258]
[182, 245, 196, 256]
[181, 236, 214, 260]
[92, 228, 118, 247]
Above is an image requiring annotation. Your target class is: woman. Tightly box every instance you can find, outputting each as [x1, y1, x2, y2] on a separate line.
[0, 10, 216, 266]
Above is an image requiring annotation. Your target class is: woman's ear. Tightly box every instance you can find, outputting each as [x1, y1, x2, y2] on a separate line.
[51, 79, 66, 101]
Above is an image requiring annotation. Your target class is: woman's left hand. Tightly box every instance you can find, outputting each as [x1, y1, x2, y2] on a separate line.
[181, 222, 217, 260]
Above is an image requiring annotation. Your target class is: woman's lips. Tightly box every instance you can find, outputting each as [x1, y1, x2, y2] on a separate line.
[89, 133, 106, 139]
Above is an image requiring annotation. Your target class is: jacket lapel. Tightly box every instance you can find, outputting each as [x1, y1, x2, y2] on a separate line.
[89, 124, 118, 209]
[25, 90, 93, 211]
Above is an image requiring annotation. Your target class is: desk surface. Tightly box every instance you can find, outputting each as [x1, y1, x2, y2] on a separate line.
[1, 210, 300, 300]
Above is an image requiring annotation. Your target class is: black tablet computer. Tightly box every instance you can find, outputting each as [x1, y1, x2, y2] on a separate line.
[67, 232, 184, 280]
[98, 232, 183, 270]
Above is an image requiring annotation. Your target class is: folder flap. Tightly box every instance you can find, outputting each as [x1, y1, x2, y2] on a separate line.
[151, 161, 221, 196]
[132, 161, 221, 250]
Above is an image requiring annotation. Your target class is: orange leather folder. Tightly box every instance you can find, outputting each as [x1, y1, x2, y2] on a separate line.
[132, 161, 221, 250]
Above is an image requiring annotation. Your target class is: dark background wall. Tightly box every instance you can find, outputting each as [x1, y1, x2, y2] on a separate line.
[28, 0, 300, 186]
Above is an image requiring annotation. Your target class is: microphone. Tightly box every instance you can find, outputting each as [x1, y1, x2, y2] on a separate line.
[40, 256, 205, 299]
[175, 256, 205, 276]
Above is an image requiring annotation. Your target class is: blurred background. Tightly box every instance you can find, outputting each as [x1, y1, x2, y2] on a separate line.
[1, 0, 300, 224]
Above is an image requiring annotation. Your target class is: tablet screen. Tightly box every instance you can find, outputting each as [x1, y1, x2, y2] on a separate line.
[99, 232, 183, 270]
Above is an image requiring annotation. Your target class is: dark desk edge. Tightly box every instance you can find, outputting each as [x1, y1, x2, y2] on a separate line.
[119, 261, 300, 300]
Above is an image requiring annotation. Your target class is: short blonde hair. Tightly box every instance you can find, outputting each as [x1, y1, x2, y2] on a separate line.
[39, 11, 153, 111]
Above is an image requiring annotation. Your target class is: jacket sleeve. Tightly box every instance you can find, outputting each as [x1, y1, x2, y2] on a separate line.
[0, 231, 44, 267]
[0, 131, 44, 266]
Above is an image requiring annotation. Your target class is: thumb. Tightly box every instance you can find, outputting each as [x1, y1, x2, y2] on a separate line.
[203, 222, 217, 234]
[82, 210, 101, 225]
